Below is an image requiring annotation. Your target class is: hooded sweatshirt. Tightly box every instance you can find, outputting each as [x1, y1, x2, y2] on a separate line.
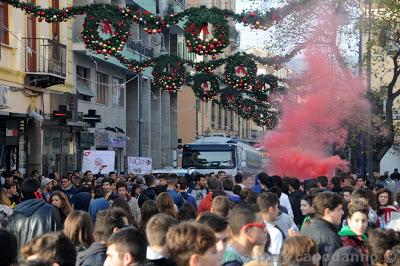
[338, 225, 368, 265]
[88, 198, 109, 223]
[76, 242, 107, 266]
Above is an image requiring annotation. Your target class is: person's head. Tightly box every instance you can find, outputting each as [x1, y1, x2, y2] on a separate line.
[5, 183, 17, 196]
[355, 176, 367, 189]
[317, 176, 328, 189]
[166, 222, 221, 266]
[395, 168, 399, 174]
[41, 178, 53, 192]
[144, 174, 156, 187]
[178, 203, 197, 222]
[73, 176, 82, 188]
[341, 176, 355, 188]
[342, 186, 354, 203]
[84, 171, 93, 181]
[208, 177, 221, 192]
[104, 227, 146, 266]
[377, 188, 394, 207]
[194, 174, 206, 188]
[178, 177, 189, 191]
[235, 174, 243, 185]
[300, 194, 315, 216]
[109, 171, 117, 180]
[63, 210, 94, 248]
[0, 228, 17, 266]
[228, 206, 267, 247]
[257, 192, 280, 221]
[288, 178, 301, 192]
[111, 197, 135, 225]
[313, 192, 344, 226]
[102, 178, 114, 194]
[140, 200, 159, 231]
[0, 188, 11, 206]
[167, 174, 178, 188]
[146, 213, 176, 251]
[50, 191, 73, 215]
[258, 172, 276, 189]
[351, 188, 376, 209]
[61, 176, 71, 189]
[158, 174, 168, 186]
[368, 229, 400, 266]
[156, 192, 177, 218]
[211, 195, 232, 217]
[21, 231, 76, 266]
[217, 171, 226, 180]
[346, 199, 368, 236]
[196, 212, 229, 253]
[21, 178, 41, 200]
[94, 207, 129, 243]
[116, 182, 129, 198]
[331, 176, 341, 188]
[280, 236, 319, 266]
[222, 178, 234, 192]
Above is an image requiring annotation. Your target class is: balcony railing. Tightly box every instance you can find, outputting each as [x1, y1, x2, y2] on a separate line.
[23, 38, 67, 78]
[126, 38, 154, 58]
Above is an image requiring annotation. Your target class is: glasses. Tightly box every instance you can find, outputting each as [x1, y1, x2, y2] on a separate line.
[241, 223, 267, 232]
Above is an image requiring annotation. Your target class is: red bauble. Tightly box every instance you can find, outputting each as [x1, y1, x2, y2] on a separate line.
[249, 11, 256, 17]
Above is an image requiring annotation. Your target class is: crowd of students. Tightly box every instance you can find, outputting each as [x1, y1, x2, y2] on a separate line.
[1, 169, 400, 266]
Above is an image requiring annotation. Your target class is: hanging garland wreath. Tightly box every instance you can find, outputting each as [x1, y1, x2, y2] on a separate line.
[184, 6, 229, 58]
[152, 55, 187, 94]
[81, 5, 131, 59]
[192, 73, 221, 101]
[225, 54, 257, 91]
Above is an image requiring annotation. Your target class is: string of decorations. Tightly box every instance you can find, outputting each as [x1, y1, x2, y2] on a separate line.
[1, 0, 303, 127]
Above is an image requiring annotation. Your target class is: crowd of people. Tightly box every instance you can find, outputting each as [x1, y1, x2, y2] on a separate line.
[1, 168, 400, 266]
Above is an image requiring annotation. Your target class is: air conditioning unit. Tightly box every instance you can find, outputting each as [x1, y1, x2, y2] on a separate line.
[0, 85, 10, 109]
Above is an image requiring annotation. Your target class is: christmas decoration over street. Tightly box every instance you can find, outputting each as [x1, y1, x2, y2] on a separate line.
[0, 0, 306, 127]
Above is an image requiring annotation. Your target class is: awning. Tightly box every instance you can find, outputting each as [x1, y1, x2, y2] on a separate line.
[76, 79, 94, 97]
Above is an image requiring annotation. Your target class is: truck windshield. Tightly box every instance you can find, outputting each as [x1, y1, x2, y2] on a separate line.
[182, 149, 236, 169]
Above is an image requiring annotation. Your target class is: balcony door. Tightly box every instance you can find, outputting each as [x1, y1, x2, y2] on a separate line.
[26, 0, 36, 72]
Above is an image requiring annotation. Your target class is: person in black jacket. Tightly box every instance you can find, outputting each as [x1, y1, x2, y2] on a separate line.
[288, 177, 305, 227]
[138, 175, 157, 208]
[76, 207, 129, 266]
[300, 192, 344, 266]
[8, 178, 61, 251]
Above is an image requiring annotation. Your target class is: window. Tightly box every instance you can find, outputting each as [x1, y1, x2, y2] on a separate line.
[230, 111, 234, 131]
[218, 105, 222, 129]
[96, 72, 108, 105]
[224, 109, 228, 129]
[76, 65, 91, 102]
[112, 77, 124, 107]
[0, 2, 9, 45]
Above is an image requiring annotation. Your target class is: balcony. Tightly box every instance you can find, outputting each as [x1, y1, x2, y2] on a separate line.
[126, 38, 154, 58]
[23, 38, 67, 88]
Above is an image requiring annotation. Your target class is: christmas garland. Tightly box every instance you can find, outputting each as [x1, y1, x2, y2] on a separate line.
[224, 54, 258, 91]
[152, 55, 187, 95]
[192, 73, 221, 101]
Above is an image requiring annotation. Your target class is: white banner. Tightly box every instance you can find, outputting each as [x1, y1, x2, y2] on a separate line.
[127, 157, 152, 174]
[82, 150, 115, 174]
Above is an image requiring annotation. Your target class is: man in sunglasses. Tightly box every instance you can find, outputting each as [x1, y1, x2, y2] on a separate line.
[222, 206, 268, 266]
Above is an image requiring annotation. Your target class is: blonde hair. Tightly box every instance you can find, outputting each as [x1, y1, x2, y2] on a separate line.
[50, 191, 73, 216]
[0, 188, 11, 206]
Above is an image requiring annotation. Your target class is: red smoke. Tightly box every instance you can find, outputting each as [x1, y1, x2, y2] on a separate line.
[263, 50, 369, 180]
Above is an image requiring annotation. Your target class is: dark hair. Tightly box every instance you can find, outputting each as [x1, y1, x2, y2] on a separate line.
[289, 178, 301, 190]
[194, 174, 206, 183]
[235, 174, 243, 184]
[272, 175, 283, 188]
[207, 177, 220, 191]
[144, 174, 156, 187]
[342, 186, 354, 195]
[178, 203, 197, 222]
[222, 178, 234, 192]
[140, 200, 159, 231]
[228, 206, 257, 236]
[368, 229, 400, 265]
[111, 198, 136, 225]
[257, 192, 279, 213]
[331, 176, 341, 187]
[301, 194, 314, 206]
[107, 227, 147, 263]
[376, 188, 394, 207]
[0, 229, 17, 266]
[258, 172, 276, 189]
[101, 177, 113, 185]
[233, 184, 242, 196]
[108, 171, 116, 177]
[83, 171, 91, 177]
[115, 181, 127, 191]
[196, 212, 228, 233]
[341, 176, 356, 187]
[269, 186, 282, 199]
[94, 207, 127, 242]
[178, 177, 188, 190]
[317, 176, 328, 187]
[352, 188, 377, 210]
[166, 222, 216, 266]
[21, 231, 76, 266]
[313, 192, 343, 217]
[167, 174, 178, 185]
[21, 178, 40, 199]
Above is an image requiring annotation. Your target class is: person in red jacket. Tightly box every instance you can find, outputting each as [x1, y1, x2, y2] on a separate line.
[338, 199, 369, 265]
[198, 177, 221, 213]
